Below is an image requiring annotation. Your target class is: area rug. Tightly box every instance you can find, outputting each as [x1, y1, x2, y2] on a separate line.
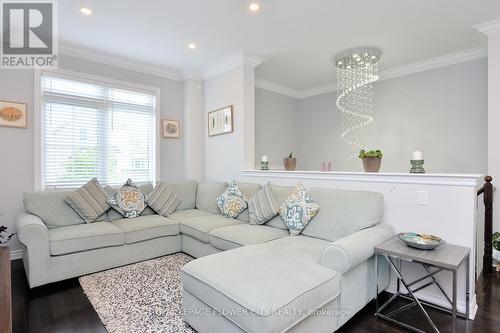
[79, 253, 196, 333]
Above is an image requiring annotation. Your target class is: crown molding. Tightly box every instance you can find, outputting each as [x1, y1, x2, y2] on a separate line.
[202, 52, 265, 80]
[182, 69, 203, 81]
[257, 47, 487, 100]
[255, 79, 300, 99]
[59, 44, 184, 81]
[381, 47, 486, 81]
[473, 18, 500, 37]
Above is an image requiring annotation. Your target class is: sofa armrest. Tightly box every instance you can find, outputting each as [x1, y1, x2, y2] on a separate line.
[16, 213, 51, 287]
[320, 223, 395, 274]
[17, 213, 49, 245]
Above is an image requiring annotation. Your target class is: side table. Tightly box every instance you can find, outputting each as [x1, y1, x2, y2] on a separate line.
[375, 237, 470, 333]
[0, 247, 12, 333]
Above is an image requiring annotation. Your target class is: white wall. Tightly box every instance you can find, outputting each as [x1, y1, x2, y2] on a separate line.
[203, 65, 256, 181]
[255, 59, 488, 174]
[0, 54, 185, 252]
[254, 88, 298, 168]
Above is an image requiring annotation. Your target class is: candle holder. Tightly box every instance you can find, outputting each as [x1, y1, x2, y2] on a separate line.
[260, 160, 269, 171]
[410, 160, 425, 174]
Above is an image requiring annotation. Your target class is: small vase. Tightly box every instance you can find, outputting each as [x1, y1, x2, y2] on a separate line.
[362, 157, 382, 172]
[283, 157, 297, 171]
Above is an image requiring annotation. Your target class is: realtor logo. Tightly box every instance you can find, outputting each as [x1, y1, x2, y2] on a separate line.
[1, 0, 58, 68]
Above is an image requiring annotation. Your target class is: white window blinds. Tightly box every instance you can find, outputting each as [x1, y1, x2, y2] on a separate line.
[40, 72, 157, 188]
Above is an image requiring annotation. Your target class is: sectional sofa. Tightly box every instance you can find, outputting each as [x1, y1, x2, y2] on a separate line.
[17, 180, 394, 333]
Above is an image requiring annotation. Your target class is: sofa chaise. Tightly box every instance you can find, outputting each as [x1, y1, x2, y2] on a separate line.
[16, 180, 394, 333]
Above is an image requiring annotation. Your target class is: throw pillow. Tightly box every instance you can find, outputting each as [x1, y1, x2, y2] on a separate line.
[146, 182, 182, 217]
[65, 178, 110, 223]
[248, 182, 280, 225]
[107, 179, 146, 218]
[279, 184, 320, 236]
[216, 181, 248, 218]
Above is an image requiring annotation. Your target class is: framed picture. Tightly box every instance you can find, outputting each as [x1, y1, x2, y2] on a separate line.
[208, 105, 233, 137]
[161, 119, 180, 138]
[0, 100, 27, 129]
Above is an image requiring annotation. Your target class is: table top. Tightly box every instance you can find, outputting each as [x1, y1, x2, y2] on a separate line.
[375, 237, 470, 270]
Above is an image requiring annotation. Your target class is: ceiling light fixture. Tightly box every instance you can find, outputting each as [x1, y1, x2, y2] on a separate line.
[80, 7, 92, 15]
[249, 3, 260, 12]
[188, 43, 197, 49]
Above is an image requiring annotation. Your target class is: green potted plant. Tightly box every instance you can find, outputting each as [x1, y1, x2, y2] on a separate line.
[283, 152, 297, 171]
[359, 149, 383, 172]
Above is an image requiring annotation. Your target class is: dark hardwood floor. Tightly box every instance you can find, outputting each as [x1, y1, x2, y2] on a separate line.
[10, 259, 500, 333]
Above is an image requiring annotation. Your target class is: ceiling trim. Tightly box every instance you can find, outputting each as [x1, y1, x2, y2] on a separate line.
[255, 79, 300, 98]
[58, 44, 185, 81]
[473, 18, 500, 36]
[201, 52, 265, 80]
[258, 47, 487, 99]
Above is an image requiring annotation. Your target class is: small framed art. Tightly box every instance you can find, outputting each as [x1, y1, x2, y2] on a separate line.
[161, 119, 180, 138]
[208, 105, 233, 137]
[0, 100, 27, 129]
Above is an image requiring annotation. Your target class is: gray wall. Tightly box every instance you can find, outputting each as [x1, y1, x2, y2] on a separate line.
[0, 55, 184, 251]
[255, 59, 487, 173]
[255, 88, 298, 168]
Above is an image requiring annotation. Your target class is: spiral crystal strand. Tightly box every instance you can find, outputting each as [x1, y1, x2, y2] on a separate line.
[335, 48, 380, 170]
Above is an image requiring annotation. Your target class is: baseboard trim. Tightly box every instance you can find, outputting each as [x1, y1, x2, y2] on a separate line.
[10, 249, 23, 260]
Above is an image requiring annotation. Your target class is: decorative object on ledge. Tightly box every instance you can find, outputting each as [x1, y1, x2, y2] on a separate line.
[0, 99, 27, 129]
[410, 151, 425, 173]
[359, 149, 382, 172]
[321, 162, 332, 172]
[335, 48, 380, 170]
[161, 119, 180, 138]
[397, 232, 444, 250]
[283, 152, 297, 171]
[208, 105, 233, 136]
[260, 155, 269, 171]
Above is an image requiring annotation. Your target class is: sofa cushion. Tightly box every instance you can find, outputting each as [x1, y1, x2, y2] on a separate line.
[111, 215, 179, 244]
[165, 181, 198, 210]
[279, 184, 320, 236]
[209, 224, 289, 251]
[169, 209, 212, 221]
[235, 182, 263, 222]
[248, 182, 280, 225]
[107, 179, 147, 218]
[180, 214, 241, 243]
[182, 236, 339, 333]
[145, 182, 181, 216]
[24, 190, 92, 228]
[64, 178, 110, 223]
[196, 182, 228, 214]
[264, 185, 293, 230]
[301, 188, 383, 242]
[217, 181, 248, 218]
[105, 183, 154, 221]
[48, 222, 124, 255]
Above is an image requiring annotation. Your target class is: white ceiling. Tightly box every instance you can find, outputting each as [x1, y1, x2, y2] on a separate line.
[59, 0, 500, 90]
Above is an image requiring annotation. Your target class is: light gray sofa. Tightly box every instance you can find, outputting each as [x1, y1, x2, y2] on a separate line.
[17, 180, 394, 333]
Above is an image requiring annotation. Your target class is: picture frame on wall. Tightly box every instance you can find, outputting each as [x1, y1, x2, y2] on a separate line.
[208, 105, 233, 137]
[0, 100, 27, 129]
[161, 119, 180, 138]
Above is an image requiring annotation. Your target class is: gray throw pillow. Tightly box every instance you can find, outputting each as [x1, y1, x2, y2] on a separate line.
[107, 179, 146, 218]
[248, 182, 280, 225]
[65, 178, 110, 223]
[146, 182, 181, 217]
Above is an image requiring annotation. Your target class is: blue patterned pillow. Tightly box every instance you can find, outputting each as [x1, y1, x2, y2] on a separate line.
[217, 181, 248, 218]
[108, 179, 146, 218]
[279, 184, 319, 235]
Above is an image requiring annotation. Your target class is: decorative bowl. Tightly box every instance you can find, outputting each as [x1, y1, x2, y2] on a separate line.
[397, 232, 444, 250]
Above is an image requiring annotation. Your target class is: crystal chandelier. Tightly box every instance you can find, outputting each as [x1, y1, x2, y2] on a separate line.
[335, 48, 380, 170]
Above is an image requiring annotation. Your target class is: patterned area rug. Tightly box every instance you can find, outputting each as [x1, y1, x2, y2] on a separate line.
[79, 253, 196, 333]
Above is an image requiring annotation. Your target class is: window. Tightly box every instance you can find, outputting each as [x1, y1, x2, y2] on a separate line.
[38, 71, 158, 188]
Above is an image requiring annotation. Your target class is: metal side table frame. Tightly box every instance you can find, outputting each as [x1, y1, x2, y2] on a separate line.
[374, 238, 470, 333]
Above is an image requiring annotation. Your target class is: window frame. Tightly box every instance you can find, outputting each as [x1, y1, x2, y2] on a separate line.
[34, 68, 161, 190]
